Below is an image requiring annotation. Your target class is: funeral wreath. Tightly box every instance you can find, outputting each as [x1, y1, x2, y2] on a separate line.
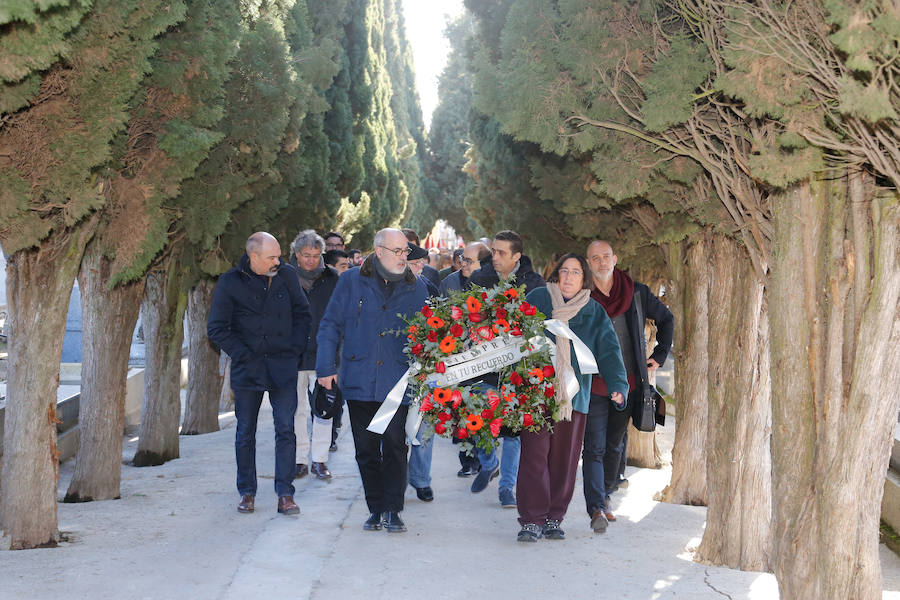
[402, 282, 558, 453]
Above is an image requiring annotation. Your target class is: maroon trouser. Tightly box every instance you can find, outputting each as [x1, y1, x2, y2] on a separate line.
[516, 411, 587, 526]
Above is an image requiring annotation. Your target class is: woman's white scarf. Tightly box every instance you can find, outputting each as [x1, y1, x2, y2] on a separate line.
[547, 283, 591, 421]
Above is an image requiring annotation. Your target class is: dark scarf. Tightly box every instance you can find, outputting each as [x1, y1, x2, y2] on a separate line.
[374, 256, 406, 283]
[297, 259, 325, 291]
[591, 267, 634, 318]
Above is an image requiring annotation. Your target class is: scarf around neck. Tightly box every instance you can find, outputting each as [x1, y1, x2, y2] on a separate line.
[591, 267, 634, 319]
[547, 283, 592, 421]
[374, 256, 406, 283]
[297, 259, 325, 291]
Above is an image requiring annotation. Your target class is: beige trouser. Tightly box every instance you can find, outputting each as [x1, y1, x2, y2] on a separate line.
[295, 370, 333, 463]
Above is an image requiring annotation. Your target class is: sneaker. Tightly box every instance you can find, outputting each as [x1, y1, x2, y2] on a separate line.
[517, 522, 542, 543]
[329, 441, 338, 452]
[457, 465, 478, 477]
[470, 466, 499, 493]
[542, 519, 565, 540]
[499, 488, 517, 508]
[590, 508, 609, 533]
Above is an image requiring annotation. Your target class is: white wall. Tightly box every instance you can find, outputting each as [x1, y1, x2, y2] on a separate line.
[0, 250, 6, 307]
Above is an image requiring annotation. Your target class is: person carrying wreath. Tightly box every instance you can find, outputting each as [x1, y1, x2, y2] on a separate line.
[516, 253, 628, 542]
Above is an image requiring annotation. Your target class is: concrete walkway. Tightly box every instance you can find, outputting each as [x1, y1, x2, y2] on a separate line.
[3, 404, 900, 599]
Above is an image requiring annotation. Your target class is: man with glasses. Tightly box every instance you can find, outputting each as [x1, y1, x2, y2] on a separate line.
[316, 228, 429, 533]
[402, 228, 442, 290]
[440, 241, 489, 296]
[324, 232, 345, 251]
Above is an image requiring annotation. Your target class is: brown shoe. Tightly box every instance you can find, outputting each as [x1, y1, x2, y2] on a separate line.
[295, 463, 309, 479]
[590, 509, 608, 533]
[277, 495, 300, 515]
[311, 462, 332, 480]
[237, 494, 255, 513]
[605, 509, 617, 522]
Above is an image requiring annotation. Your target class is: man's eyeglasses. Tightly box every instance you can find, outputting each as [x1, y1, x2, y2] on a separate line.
[378, 245, 411, 257]
[298, 253, 321, 260]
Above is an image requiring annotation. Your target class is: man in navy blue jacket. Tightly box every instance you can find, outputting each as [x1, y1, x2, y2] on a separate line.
[208, 232, 311, 516]
[316, 228, 429, 533]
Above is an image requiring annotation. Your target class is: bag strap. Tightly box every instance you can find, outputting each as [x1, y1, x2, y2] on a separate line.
[632, 289, 652, 397]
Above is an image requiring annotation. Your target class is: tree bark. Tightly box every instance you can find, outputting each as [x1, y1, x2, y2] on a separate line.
[0, 220, 96, 549]
[64, 242, 144, 502]
[626, 425, 662, 468]
[133, 253, 186, 467]
[770, 173, 900, 599]
[660, 235, 709, 505]
[181, 280, 221, 435]
[695, 234, 772, 572]
[219, 353, 234, 412]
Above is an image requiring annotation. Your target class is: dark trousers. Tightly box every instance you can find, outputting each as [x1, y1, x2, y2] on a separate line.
[582, 392, 633, 515]
[347, 400, 409, 513]
[517, 412, 587, 525]
[234, 386, 297, 498]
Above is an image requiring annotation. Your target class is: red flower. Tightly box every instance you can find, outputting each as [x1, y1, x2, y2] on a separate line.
[439, 336, 457, 354]
[411, 344, 424, 355]
[503, 289, 518, 299]
[434, 388, 451, 404]
[476, 326, 494, 341]
[434, 423, 446, 435]
[422, 306, 433, 317]
[496, 308, 507, 319]
[481, 292, 488, 300]
[468, 311, 483, 323]
[450, 306, 464, 321]
[426, 316, 445, 329]
[510, 326, 523, 337]
[420, 397, 434, 411]
[427, 330, 438, 342]
[522, 414, 534, 427]
[466, 296, 482, 313]
[542, 365, 555, 378]
[509, 372, 524, 386]
[449, 323, 464, 338]
[435, 361, 446, 374]
[544, 385, 555, 398]
[457, 427, 469, 439]
[438, 411, 451, 422]
[466, 414, 484, 432]
[520, 302, 537, 316]
[481, 408, 494, 420]
[451, 389, 462, 409]
[489, 418, 502, 437]
[487, 390, 501, 411]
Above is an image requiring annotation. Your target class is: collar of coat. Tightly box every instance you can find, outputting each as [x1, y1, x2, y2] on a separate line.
[360, 253, 416, 284]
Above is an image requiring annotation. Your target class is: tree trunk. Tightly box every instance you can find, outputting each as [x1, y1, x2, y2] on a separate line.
[0, 221, 96, 549]
[695, 234, 772, 572]
[64, 242, 144, 502]
[133, 254, 186, 467]
[626, 425, 662, 468]
[660, 235, 709, 505]
[219, 353, 234, 412]
[181, 280, 221, 435]
[770, 173, 900, 599]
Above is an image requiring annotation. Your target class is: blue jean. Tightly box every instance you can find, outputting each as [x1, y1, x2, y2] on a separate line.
[582, 392, 632, 514]
[234, 387, 297, 498]
[407, 427, 434, 488]
[476, 436, 521, 492]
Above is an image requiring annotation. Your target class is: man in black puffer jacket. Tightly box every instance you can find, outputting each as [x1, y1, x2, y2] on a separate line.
[208, 232, 311, 516]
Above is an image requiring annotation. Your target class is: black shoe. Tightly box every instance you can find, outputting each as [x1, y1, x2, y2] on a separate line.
[382, 511, 407, 533]
[457, 465, 478, 477]
[542, 519, 565, 540]
[363, 512, 382, 531]
[470, 466, 499, 493]
[329, 441, 338, 452]
[414, 486, 434, 502]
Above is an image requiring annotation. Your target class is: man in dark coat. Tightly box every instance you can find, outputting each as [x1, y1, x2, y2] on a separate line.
[402, 228, 442, 289]
[466, 230, 546, 509]
[316, 228, 429, 533]
[290, 229, 340, 480]
[582, 239, 674, 532]
[208, 232, 311, 516]
[439, 241, 490, 297]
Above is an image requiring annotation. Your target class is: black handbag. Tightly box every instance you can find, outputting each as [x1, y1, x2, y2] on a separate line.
[632, 384, 659, 432]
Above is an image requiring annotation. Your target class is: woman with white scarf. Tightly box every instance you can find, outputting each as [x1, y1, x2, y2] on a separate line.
[516, 254, 628, 542]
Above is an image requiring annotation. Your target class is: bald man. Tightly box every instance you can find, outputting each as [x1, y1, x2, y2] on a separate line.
[208, 232, 311, 516]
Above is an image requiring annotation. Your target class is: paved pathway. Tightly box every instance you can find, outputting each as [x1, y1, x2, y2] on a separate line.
[3, 404, 900, 599]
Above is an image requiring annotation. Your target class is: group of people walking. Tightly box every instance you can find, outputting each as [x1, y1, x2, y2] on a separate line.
[206, 225, 672, 542]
